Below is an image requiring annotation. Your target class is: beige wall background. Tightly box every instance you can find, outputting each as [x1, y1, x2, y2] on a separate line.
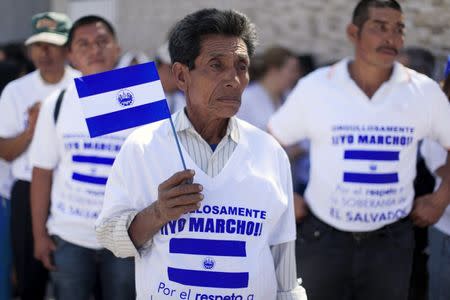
[51, 0, 449, 70]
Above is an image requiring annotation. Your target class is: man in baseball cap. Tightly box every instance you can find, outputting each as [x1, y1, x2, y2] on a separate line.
[0, 12, 79, 300]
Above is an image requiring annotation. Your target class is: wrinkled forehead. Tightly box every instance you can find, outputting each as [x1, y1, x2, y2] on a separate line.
[199, 34, 249, 59]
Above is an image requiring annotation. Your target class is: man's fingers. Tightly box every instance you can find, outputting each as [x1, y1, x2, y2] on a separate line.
[166, 183, 203, 199]
[171, 203, 201, 219]
[28, 102, 41, 114]
[159, 170, 195, 191]
[167, 193, 203, 208]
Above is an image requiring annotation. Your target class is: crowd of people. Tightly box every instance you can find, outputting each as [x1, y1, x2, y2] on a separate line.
[0, 0, 449, 299]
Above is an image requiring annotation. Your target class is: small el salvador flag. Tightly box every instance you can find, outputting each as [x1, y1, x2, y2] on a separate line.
[74, 62, 171, 138]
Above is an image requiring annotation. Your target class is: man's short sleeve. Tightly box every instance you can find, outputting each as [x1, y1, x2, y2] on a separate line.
[268, 79, 310, 146]
[29, 91, 60, 170]
[429, 82, 450, 149]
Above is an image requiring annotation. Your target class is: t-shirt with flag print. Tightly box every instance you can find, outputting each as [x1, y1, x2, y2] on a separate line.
[29, 83, 135, 249]
[269, 58, 450, 232]
[98, 118, 297, 300]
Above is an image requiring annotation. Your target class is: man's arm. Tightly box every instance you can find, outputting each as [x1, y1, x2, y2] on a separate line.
[411, 150, 450, 227]
[0, 102, 40, 161]
[128, 169, 203, 248]
[272, 242, 307, 300]
[31, 166, 56, 270]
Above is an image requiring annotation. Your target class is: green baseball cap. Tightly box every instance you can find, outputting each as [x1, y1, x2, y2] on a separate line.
[25, 12, 72, 46]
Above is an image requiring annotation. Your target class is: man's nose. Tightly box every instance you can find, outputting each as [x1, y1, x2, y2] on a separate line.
[224, 67, 240, 88]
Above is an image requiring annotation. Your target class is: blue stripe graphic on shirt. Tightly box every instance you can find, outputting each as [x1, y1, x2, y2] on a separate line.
[168, 238, 249, 288]
[72, 172, 107, 185]
[343, 172, 398, 184]
[167, 267, 249, 289]
[85, 100, 170, 137]
[169, 238, 246, 257]
[343, 149, 399, 184]
[344, 150, 399, 161]
[72, 155, 115, 165]
[74, 62, 160, 98]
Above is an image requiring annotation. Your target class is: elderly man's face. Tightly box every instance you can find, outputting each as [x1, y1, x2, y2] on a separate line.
[183, 35, 250, 120]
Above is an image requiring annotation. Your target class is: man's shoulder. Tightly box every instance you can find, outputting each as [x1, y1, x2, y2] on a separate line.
[292, 64, 336, 94]
[403, 67, 441, 90]
[2, 70, 38, 93]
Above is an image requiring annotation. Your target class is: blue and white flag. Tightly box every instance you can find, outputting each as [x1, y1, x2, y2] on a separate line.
[74, 62, 171, 138]
[342, 150, 399, 184]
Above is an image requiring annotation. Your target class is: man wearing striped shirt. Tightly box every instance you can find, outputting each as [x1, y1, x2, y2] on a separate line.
[96, 8, 306, 300]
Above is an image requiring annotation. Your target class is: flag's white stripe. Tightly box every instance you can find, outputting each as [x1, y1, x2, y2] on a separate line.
[79, 80, 166, 118]
[343, 160, 398, 173]
[169, 253, 248, 272]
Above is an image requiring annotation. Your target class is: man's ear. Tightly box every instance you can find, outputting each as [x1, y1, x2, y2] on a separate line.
[346, 23, 359, 44]
[172, 62, 189, 92]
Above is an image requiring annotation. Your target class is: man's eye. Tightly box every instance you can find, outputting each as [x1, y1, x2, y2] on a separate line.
[77, 42, 88, 48]
[238, 63, 248, 71]
[210, 63, 221, 69]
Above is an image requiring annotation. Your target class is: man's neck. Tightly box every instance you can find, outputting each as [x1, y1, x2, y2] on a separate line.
[40, 67, 65, 84]
[185, 108, 229, 145]
[348, 60, 394, 99]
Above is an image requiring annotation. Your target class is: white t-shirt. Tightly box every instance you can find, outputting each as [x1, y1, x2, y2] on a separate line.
[97, 119, 296, 300]
[237, 82, 278, 130]
[29, 83, 134, 249]
[0, 67, 80, 181]
[0, 159, 12, 198]
[420, 138, 450, 235]
[269, 58, 450, 232]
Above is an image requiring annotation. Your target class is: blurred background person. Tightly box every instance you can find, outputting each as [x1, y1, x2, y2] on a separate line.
[0, 12, 78, 300]
[237, 45, 300, 130]
[154, 41, 185, 113]
[0, 42, 35, 76]
[116, 50, 149, 68]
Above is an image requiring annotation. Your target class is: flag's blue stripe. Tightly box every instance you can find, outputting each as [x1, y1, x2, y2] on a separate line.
[344, 150, 399, 161]
[85, 99, 170, 138]
[343, 172, 398, 184]
[169, 238, 246, 257]
[74, 62, 160, 98]
[72, 172, 108, 185]
[72, 155, 115, 165]
[167, 267, 249, 288]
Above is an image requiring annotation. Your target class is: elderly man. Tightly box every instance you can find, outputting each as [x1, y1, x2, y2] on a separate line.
[96, 8, 306, 300]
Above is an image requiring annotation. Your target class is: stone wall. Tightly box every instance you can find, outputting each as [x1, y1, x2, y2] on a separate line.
[53, 0, 450, 70]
